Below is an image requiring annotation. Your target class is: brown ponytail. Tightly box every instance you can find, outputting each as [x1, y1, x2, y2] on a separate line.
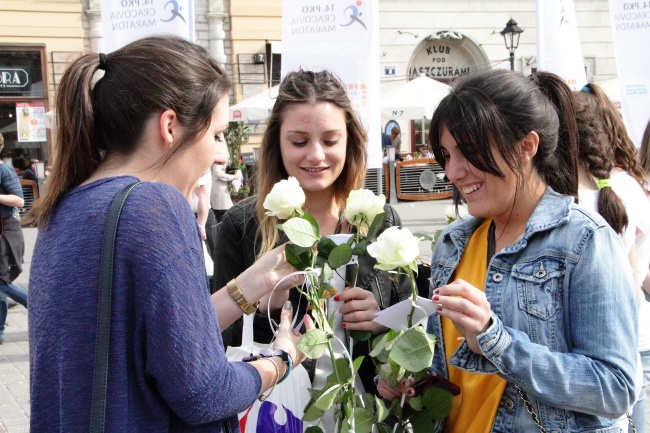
[30, 36, 231, 227]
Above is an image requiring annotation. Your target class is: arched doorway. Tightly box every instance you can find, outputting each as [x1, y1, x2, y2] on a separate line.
[407, 31, 489, 150]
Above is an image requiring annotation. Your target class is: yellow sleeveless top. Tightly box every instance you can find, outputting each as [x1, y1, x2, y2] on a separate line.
[442, 219, 507, 433]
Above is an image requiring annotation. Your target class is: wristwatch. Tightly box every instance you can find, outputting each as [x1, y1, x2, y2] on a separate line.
[243, 348, 293, 383]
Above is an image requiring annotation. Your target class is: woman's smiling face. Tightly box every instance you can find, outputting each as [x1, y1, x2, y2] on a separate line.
[279, 102, 347, 196]
[439, 126, 518, 222]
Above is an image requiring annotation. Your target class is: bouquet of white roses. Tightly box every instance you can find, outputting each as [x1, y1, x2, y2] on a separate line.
[263, 177, 456, 433]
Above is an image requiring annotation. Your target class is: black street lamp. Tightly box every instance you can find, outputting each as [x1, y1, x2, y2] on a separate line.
[500, 18, 524, 71]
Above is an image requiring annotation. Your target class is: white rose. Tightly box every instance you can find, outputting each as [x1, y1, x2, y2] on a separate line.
[263, 177, 306, 220]
[366, 227, 421, 271]
[343, 189, 386, 227]
[444, 204, 469, 223]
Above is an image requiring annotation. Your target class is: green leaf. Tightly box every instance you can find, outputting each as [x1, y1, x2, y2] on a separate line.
[305, 427, 324, 433]
[409, 395, 424, 411]
[317, 281, 335, 298]
[410, 411, 437, 433]
[303, 401, 326, 423]
[282, 217, 319, 248]
[366, 212, 386, 241]
[351, 239, 367, 256]
[421, 387, 456, 420]
[285, 243, 313, 271]
[317, 236, 337, 259]
[374, 395, 390, 423]
[350, 330, 372, 342]
[302, 211, 320, 237]
[297, 328, 329, 359]
[389, 326, 436, 373]
[352, 355, 365, 373]
[321, 263, 333, 282]
[328, 244, 352, 269]
[378, 361, 404, 388]
[324, 358, 353, 388]
[313, 384, 341, 411]
[340, 408, 374, 433]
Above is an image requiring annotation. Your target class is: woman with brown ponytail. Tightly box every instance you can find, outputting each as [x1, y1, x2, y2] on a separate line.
[27, 36, 313, 432]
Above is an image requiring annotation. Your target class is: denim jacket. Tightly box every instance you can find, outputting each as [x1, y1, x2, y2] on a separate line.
[427, 188, 638, 433]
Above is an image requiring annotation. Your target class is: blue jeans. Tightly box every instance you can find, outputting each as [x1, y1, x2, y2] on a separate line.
[0, 280, 28, 339]
[630, 350, 650, 433]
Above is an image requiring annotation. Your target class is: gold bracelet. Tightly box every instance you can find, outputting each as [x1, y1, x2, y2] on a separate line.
[256, 357, 281, 402]
[227, 278, 259, 315]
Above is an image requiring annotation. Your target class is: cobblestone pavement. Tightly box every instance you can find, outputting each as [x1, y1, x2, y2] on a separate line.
[2, 204, 650, 432]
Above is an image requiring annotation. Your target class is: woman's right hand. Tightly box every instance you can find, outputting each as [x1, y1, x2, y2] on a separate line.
[272, 301, 314, 367]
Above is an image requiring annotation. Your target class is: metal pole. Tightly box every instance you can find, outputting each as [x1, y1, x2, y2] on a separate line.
[388, 146, 398, 205]
[509, 50, 515, 71]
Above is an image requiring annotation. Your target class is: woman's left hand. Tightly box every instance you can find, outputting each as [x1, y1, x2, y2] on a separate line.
[433, 279, 492, 354]
[335, 287, 387, 335]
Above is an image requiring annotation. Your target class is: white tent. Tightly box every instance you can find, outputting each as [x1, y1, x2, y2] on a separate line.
[229, 85, 279, 122]
[380, 75, 451, 120]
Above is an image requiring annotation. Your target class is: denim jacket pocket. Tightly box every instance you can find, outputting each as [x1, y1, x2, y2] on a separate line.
[512, 256, 566, 320]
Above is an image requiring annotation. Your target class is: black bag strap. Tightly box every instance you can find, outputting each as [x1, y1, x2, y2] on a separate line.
[90, 182, 142, 433]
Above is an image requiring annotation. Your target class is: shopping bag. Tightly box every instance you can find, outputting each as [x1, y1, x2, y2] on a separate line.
[226, 313, 311, 433]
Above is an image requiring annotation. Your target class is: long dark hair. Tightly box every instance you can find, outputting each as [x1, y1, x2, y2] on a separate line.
[574, 89, 628, 234]
[31, 36, 231, 226]
[429, 69, 579, 207]
[580, 83, 648, 193]
[255, 69, 367, 255]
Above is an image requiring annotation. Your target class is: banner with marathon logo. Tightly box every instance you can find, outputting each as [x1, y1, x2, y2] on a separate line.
[608, 0, 650, 146]
[536, 0, 587, 91]
[281, 0, 382, 168]
[100, 0, 195, 53]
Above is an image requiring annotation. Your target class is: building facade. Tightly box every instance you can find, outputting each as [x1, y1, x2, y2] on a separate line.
[1, 0, 618, 162]
[0, 0, 85, 168]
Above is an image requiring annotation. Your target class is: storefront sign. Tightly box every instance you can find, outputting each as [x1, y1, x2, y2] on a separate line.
[16, 102, 46, 142]
[408, 41, 472, 80]
[0, 68, 29, 89]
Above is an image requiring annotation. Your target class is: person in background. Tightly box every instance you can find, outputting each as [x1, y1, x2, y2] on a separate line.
[378, 69, 637, 432]
[213, 70, 412, 428]
[574, 85, 649, 432]
[0, 133, 28, 345]
[390, 126, 402, 153]
[640, 118, 650, 295]
[211, 162, 238, 224]
[27, 36, 312, 432]
[192, 170, 218, 261]
[21, 159, 38, 181]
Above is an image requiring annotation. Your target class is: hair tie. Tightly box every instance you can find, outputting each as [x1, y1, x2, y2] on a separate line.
[98, 53, 107, 71]
[581, 85, 590, 93]
[528, 73, 540, 87]
[598, 178, 612, 190]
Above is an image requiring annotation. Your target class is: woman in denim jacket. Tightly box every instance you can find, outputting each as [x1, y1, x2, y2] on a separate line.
[379, 70, 638, 432]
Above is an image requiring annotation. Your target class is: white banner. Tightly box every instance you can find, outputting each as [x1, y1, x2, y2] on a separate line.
[281, 0, 381, 168]
[608, 0, 650, 147]
[100, 0, 195, 53]
[536, 0, 587, 91]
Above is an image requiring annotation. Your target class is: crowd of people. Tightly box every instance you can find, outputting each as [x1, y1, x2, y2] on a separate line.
[0, 34, 646, 432]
